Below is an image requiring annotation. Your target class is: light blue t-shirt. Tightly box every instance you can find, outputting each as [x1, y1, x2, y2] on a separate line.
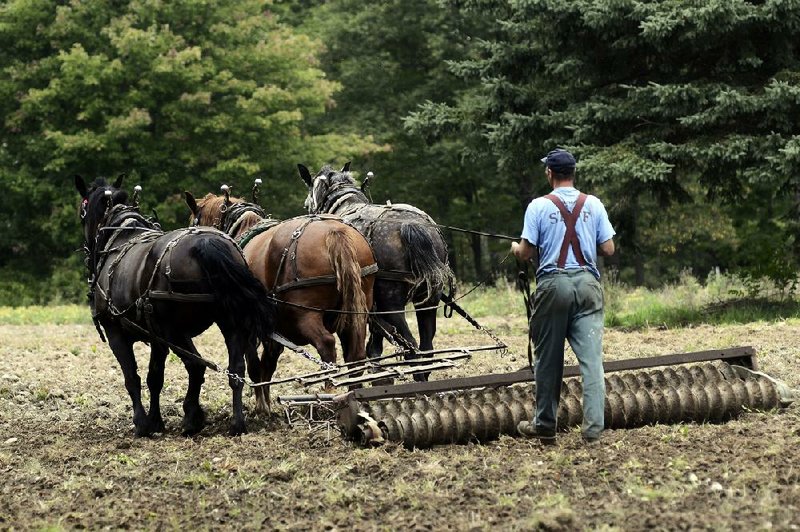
[521, 187, 615, 280]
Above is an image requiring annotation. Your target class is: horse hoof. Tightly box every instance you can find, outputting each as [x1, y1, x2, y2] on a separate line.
[229, 422, 248, 436]
[182, 409, 206, 436]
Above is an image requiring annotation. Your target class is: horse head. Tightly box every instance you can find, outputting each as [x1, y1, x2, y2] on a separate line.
[75, 174, 128, 252]
[298, 162, 357, 214]
[185, 191, 236, 229]
[185, 190, 264, 237]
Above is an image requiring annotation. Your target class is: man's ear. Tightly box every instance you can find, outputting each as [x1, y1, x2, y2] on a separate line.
[298, 164, 313, 187]
[341, 161, 351, 173]
[75, 175, 88, 198]
[113, 173, 125, 189]
[184, 191, 198, 216]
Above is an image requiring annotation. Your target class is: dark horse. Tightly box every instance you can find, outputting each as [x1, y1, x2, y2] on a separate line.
[75, 176, 274, 436]
[298, 163, 454, 380]
[184, 190, 376, 409]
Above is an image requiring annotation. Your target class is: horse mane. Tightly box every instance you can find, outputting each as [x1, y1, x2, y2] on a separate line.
[318, 165, 358, 188]
[235, 211, 263, 235]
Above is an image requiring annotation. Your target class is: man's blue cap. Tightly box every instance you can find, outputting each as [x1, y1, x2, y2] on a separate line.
[540, 149, 576, 173]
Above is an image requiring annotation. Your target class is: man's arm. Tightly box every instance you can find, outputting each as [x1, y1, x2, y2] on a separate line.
[512, 239, 538, 262]
[598, 238, 615, 257]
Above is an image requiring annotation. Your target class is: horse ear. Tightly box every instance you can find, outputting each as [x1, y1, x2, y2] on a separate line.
[297, 164, 313, 187]
[75, 175, 88, 198]
[184, 191, 198, 216]
[113, 173, 125, 189]
[341, 161, 351, 173]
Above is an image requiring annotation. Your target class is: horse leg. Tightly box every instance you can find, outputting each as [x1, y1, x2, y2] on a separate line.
[338, 326, 367, 390]
[171, 337, 206, 436]
[255, 340, 283, 415]
[143, 341, 169, 435]
[222, 329, 249, 436]
[297, 313, 338, 365]
[246, 341, 266, 413]
[106, 329, 148, 436]
[366, 320, 385, 359]
[414, 296, 440, 383]
[337, 322, 367, 364]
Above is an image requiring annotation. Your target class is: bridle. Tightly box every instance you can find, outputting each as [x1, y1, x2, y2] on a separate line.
[193, 200, 267, 235]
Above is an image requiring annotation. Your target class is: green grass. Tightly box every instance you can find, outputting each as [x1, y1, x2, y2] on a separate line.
[454, 273, 800, 328]
[0, 305, 91, 325]
[3, 274, 799, 328]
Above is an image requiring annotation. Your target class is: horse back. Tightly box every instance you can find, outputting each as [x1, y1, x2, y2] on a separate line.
[343, 204, 447, 271]
[97, 228, 238, 319]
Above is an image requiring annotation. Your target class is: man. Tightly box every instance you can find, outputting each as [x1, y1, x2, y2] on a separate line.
[511, 148, 615, 444]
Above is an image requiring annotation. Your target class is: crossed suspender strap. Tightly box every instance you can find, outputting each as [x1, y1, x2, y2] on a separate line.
[544, 193, 588, 268]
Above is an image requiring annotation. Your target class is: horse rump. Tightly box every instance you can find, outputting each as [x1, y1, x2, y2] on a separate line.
[399, 223, 454, 304]
[191, 237, 275, 343]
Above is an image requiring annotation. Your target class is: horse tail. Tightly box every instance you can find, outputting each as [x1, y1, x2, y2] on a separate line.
[400, 222, 455, 303]
[326, 228, 369, 333]
[191, 237, 275, 344]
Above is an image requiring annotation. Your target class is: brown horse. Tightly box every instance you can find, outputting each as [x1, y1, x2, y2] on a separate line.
[184, 191, 376, 410]
[299, 163, 454, 381]
[75, 176, 275, 436]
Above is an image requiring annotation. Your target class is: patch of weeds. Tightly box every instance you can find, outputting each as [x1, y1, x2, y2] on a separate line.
[623, 458, 644, 470]
[69, 347, 80, 356]
[667, 456, 690, 479]
[72, 394, 90, 408]
[35, 387, 50, 402]
[182, 472, 213, 488]
[546, 450, 571, 468]
[168, 353, 180, 364]
[113, 453, 137, 466]
[266, 462, 297, 482]
[323, 485, 360, 507]
[0, 387, 10, 398]
[496, 492, 520, 508]
[624, 475, 679, 502]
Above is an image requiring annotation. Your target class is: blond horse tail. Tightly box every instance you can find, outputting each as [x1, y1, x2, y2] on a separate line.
[326, 228, 369, 333]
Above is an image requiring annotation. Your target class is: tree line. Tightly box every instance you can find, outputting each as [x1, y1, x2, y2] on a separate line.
[1, 0, 798, 305]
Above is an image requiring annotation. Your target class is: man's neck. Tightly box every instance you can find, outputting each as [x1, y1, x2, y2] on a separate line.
[551, 181, 575, 190]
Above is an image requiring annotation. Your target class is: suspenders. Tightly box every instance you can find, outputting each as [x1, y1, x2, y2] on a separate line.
[544, 193, 588, 268]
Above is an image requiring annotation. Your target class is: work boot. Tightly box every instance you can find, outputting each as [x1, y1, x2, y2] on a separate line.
[517, 421, 556, 445]
[582, 433, 601, 445]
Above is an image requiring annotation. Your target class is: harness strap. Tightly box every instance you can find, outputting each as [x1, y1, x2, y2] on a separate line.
[272, 263, 378, 295]
[545, 193, 588, 268]
[374, 269, 416, 284]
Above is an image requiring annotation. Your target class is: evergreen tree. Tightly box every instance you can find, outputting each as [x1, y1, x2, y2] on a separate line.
[411, 0, 800, 288]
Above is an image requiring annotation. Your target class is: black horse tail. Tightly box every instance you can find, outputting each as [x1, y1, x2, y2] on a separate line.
[400, 223, 455, 304]
[191, 237, 275, 344]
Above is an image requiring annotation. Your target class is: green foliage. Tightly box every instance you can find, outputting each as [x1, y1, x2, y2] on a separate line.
[418, 0, 800, 287]
[0, 0, 383, 304]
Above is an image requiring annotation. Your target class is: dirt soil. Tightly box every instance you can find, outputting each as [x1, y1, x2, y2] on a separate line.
[1, 315, 798, 530]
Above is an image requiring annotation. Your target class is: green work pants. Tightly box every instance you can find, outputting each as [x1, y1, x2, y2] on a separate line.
[529, 270, 605, 439]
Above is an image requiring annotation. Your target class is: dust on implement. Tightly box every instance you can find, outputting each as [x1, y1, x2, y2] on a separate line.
[279, 346, 796, 449]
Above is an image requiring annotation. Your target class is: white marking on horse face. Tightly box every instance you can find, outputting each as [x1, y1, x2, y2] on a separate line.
[305, 175, 329, 213]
